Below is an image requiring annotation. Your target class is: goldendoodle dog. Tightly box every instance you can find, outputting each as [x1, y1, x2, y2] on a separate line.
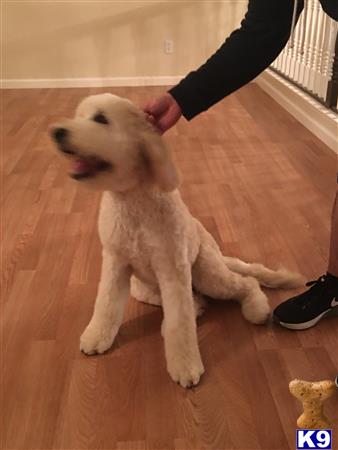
[50, 93, 303, 388]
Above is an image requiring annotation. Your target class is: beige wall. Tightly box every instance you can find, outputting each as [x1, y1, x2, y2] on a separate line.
[2, 1, 247, 81]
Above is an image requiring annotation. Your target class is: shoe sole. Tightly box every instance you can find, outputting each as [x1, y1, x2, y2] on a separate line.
[274, 306, 338, 331]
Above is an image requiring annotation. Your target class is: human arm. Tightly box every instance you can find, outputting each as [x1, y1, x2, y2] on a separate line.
[144, 0, 304, 131]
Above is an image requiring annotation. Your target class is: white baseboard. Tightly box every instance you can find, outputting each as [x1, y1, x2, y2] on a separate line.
[255, 70, 338, 153]
[1, 76, 183, 89]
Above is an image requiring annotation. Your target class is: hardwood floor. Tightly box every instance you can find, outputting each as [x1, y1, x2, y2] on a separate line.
[2, 85, 337, 450]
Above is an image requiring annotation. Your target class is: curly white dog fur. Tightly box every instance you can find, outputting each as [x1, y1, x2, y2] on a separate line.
[50, 93, 304, 388]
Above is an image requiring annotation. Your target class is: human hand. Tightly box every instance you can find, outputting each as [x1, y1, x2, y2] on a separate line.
[143, 93, 182, 134]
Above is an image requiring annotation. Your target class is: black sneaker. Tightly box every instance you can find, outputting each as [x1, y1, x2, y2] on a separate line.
[273, 273, 338, 330]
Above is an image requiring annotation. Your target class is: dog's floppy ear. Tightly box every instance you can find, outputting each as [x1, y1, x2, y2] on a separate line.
[139, 129, 179, 192]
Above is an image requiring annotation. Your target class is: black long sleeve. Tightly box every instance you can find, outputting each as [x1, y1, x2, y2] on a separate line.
[169, 0, 304, 120]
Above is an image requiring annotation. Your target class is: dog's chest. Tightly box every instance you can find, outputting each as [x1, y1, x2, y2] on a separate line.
[127, 232, 157, 282]
[109, 221, 157, 282]
[98, 195, 159, 273]
[97, 190, 199, 283]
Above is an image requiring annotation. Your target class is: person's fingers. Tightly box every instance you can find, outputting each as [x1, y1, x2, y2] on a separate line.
[143, 96, 169, 117]
[144, 113, 156, 124]
[157, 109, 181, 133]
[157, 116, 173, 133]
[142, 102, 156, 115]
[143, 112, 164, 134]
[142, 93, 182, 133]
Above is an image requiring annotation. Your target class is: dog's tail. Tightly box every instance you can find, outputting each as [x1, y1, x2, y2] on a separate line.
[223, 256, 305, 289]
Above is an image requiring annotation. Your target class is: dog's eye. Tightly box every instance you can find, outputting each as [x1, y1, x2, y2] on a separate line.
[92, 113, 109, 125]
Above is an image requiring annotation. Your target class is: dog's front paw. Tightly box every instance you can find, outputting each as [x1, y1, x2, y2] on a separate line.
[167, 354, 205, 388]
[80, 323, 115, 355]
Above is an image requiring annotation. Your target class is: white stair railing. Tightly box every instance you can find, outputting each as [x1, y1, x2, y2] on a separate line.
[271, 0, 338, 111]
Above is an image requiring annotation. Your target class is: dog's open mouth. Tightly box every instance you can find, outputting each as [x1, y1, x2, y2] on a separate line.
[69, 157, 112, 180]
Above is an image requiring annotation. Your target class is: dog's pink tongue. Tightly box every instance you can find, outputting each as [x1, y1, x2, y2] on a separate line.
[71, 159, 92, 174]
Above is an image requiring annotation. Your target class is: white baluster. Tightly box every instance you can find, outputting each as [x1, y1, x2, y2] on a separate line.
[313, 8, 326, 98]
[302, 0, 316, 90]
[322, 20, 338, 100]
[298, 3, 309, 86]
[292, 10, 304, 83]
[308, 1, 321, 94]
[279, 49, 286, 73]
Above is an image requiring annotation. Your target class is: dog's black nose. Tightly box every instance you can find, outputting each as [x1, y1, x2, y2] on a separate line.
[52, 127, 69, 143]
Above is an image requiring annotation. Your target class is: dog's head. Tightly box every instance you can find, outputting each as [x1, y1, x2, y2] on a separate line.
[49, 93, 179, 193]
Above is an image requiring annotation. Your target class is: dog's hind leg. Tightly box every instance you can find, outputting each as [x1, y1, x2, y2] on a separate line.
[222, 256, 305, 289]
[194, 220, 303, 290]
[193, 291, 207, 318]
[192, 244, 270, 324]
[131, 276, 206, 319]
[131, 276, 162, 306]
